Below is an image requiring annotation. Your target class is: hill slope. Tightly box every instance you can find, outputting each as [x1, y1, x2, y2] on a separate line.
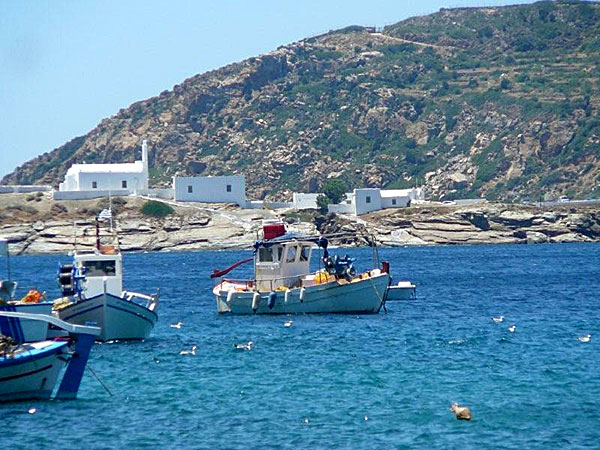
[3, 0, 600, 201]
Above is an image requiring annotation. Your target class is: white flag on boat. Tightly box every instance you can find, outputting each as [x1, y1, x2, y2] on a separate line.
[98, 209, 112, 221]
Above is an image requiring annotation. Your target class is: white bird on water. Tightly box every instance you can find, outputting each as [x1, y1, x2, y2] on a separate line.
[578, 334, 591, 343]
[284, 320, 293, 328]
[492, 316, 504, 323]
[234, 341, 254, 351]
[170, 322, 184, 329]
[508, 325, 516, 333]
[180, 345, 197, 355]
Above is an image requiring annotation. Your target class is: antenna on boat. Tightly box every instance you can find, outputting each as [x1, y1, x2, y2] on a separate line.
[108, 192, 113, 233]
[1, 239, 11, 284]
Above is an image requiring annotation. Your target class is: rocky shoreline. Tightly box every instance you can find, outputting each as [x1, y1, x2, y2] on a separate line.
[1, 194, 598, 255]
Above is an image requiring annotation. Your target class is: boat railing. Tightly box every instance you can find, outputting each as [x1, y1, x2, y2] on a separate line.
[123, 289, 160, 311]
[219, 267, 382, 292]
[0, 311, 100, 337]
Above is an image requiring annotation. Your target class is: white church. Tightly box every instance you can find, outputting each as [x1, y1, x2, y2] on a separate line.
[54, 140, 247, 204]
[56, 141, 150, 200]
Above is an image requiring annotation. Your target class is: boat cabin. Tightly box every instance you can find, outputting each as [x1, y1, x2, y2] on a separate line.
[255, 241, 314, 291]
[74, 250, 123, 298]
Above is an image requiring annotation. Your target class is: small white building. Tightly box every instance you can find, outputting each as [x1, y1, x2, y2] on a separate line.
[173, 175, 246, 206]
[327, 187, 424, 216]
[293, 193, 322, 210]
[59, 141, 149, 193]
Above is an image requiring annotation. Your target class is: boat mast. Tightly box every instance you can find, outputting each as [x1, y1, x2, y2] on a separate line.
[1, 240, 11, 283]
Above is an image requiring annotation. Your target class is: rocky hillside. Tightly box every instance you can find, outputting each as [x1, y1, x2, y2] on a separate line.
[3, 1, 600, 202]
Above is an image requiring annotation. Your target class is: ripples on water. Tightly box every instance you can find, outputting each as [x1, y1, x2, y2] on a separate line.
[2, 243, 599, 449]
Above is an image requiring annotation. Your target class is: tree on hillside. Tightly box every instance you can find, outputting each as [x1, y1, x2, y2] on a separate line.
[316, 179, 348, 214]
[323, 179, 347, 204]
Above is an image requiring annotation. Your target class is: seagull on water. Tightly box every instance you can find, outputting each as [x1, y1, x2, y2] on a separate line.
[180, 345, 197, 355]
[234, 341, 254, 351]
[578, 334, 591, 343]
[284, 320, 293, 328]
[507, 325, 516, 333]
[170, 322, 184, 329]
[492, 316, 504, 323]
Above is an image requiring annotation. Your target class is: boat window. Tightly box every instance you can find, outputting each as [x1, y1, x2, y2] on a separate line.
[277, 246, 283, 261]
[286, 246, 297, 263]
[299, 246, 311, 262]
[83, 260, 116, 277]
[259, 247, 274, 262]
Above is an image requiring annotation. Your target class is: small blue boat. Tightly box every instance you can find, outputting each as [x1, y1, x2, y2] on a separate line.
[0, 311, 100, 402]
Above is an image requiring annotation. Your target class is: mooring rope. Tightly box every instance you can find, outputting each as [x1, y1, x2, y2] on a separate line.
[87, 365, 113, 397]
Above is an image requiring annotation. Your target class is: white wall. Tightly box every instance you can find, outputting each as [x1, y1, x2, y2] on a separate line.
[173, 176, 246, 206]
[53, 189, 131, 201]
[138, 188, 174, 200]
[381, 196, 410, 208]
[354, 188, 382, 215]
[293, 193, 322, 210]
[77, 171, 144, 192]
[328, 203, 355, 214]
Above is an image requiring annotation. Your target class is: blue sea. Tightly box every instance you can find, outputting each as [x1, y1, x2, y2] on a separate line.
[2, 243, 599, 449]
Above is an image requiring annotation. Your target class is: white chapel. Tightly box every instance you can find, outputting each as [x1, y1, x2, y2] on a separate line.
[59, 140, 149, 194]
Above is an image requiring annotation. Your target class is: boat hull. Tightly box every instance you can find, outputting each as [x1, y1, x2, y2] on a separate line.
[0, 341, 69, 402]
[216, 273, 390, 315]
[0, 303, 52, 343]
[56, 293, 157, 341]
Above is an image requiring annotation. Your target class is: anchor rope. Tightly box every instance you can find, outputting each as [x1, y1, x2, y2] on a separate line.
[87, 364, 113, 397]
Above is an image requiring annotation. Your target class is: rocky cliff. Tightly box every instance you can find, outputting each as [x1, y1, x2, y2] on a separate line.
[1, 194, 598, 255]
[3, 1, 600, 202]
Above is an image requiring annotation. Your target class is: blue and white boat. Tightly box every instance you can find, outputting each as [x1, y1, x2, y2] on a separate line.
[53, 218, 159, 341]
[0, 311, 100, 402]
[212, 221, 390, 314]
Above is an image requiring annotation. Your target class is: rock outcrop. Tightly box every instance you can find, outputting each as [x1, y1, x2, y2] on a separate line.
[1, 199, 599, 255]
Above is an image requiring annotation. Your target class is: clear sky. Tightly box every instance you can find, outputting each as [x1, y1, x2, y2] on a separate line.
[0, 0, 536, 180]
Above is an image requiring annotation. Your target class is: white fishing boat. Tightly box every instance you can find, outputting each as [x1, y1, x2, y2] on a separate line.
[53, 212, 159, 341]
[0, 238, 52, 342]
[0, 311, 100, 402]
[212, 221, 390, 314]
[385, 281, 417, 301]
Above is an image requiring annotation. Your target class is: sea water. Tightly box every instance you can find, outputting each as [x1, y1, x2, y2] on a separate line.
[2, 243, 599, 449]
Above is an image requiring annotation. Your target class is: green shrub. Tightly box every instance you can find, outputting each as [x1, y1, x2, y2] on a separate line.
[141, 200, 174, 217]
[323, 179, 347, 204]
